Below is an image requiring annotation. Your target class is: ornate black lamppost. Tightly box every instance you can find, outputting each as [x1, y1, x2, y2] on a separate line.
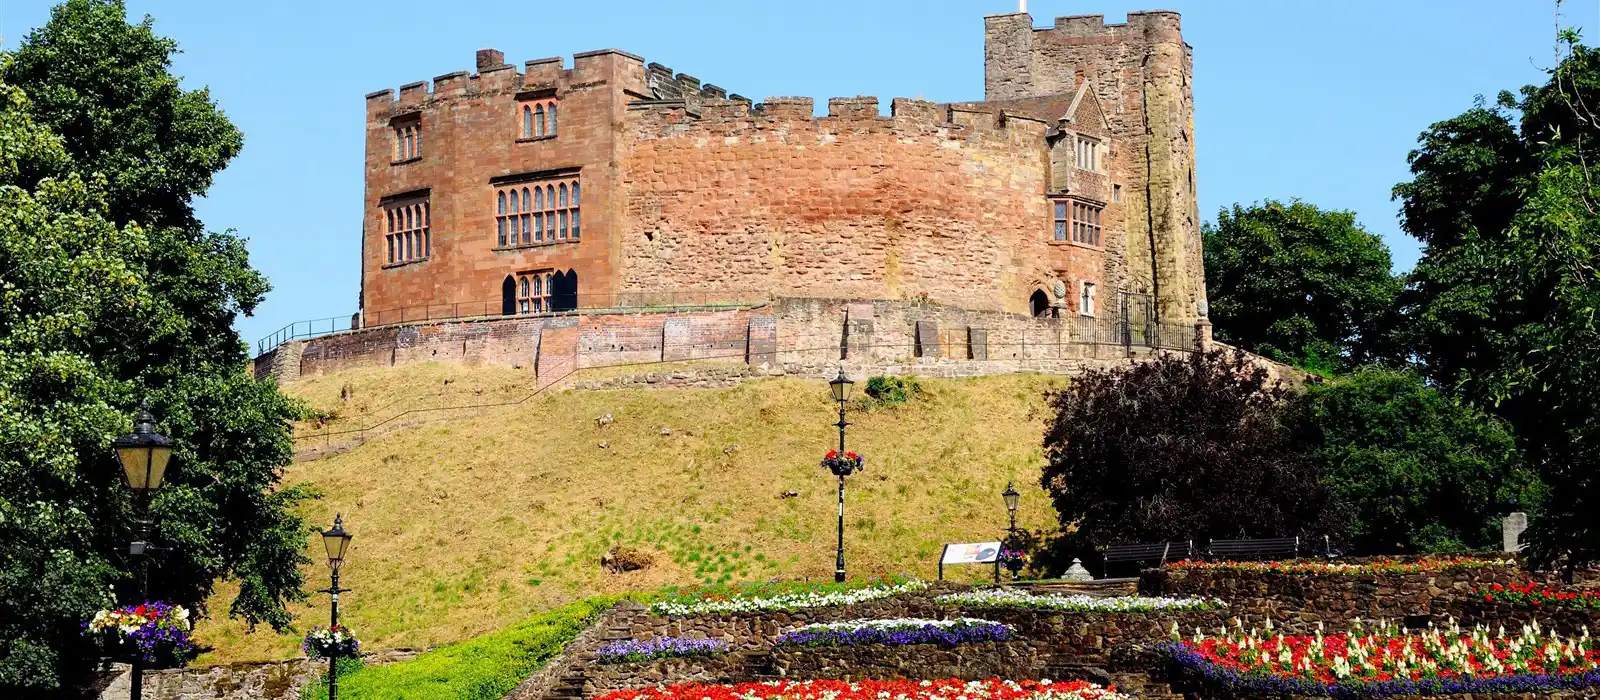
[113, 407, 173, 700]
[824, 368, 862, 583]
[320, 514, 354, 700]
[1002, 482, 1024, 579]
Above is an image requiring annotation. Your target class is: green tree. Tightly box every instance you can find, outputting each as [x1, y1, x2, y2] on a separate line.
[1203, 200, 1402, 371]
[0, 1, 308, 692]
[1289, 369, 1542, 554]
[1392, 32, 1600, 576]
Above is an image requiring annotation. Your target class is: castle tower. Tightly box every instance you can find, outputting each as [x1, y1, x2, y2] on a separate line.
[984, 11, 1207, 328]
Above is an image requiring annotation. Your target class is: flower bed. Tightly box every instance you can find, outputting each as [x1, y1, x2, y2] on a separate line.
[83, 601, 194, 665]
[938, 588, 1223, 612]
[596, 637, 729, 664]
[1478, 582, 1600, 609]
[594, 678, 1128, 700]
[649, 577, 929, 616]
[1162, 617, 1600, 696]
[1167, 556, 1514, 576]
[776, 618, 1013, 647]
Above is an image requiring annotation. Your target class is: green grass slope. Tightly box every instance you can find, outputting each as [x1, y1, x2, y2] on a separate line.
[195, 363, 1065, 662]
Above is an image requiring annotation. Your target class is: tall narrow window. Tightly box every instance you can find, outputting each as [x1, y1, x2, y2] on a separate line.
[534, 105, 546, 137]
[522, 105, 533, 139]
[547, 103, 557, 135]
[534, 187, 544, 241]
[1075, 136, 1099, 171]
[497, 191, 507, 246]
[520, 186, 531, 244]
[383, 194, 431, 264]
[1080, 282, 1097, 317]
[1052, 201, 1068, 241]
[570, 183, 580, 238]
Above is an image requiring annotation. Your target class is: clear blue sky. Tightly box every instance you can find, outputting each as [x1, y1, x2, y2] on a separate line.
[3, 0, 1596, 349]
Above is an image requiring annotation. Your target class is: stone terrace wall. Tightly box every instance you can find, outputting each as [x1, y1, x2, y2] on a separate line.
[86, 649, 419, 700]
[257, 298, 1226, 385]
[1140, 556, 1530, 629]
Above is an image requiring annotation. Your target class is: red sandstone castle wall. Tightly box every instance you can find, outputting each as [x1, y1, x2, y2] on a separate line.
[617, 97, 1111, 317]
[361, 49, 650, 320]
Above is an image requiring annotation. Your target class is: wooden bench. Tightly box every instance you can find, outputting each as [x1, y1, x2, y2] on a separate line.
[1103, 541, 1194, 576]
[1207, 536, 1299, 561]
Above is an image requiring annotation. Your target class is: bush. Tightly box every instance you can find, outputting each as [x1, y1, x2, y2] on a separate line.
[863, 376, 922, 407]
[1040, 348, 1342, 551]
[299, 597, 621, 700]
[1288, 369, 1543, 554]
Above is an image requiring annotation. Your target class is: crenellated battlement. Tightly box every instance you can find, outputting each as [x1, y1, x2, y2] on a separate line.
[628, 94, 1048, 145]
[365, 48, 739, 120]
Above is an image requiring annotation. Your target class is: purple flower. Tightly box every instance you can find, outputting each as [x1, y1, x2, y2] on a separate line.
[777, 619, 1013, 648]
[596, 637, 729, 664]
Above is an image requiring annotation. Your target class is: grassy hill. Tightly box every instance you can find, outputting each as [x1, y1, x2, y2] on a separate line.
[194, 363, 1067, 663]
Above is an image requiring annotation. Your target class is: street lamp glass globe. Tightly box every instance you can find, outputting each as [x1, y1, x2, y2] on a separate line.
[829, 368, 854, 402]
[1003, 482, 1020, 513]
[322, 514, 353, 570]
[115, 408, 173, 493]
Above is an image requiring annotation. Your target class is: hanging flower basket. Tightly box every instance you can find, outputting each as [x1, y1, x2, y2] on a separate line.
[302, 625, 361, 660]
[83, 601, 195, 667]
[820, 450, 864, 476]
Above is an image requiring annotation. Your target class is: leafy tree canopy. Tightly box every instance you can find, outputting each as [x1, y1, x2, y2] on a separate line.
[1289, 369, 1542, 554]
[1392, 33, 1600, 575]
[0, 1, 308, 693]
[1203, 200, 1402, 371]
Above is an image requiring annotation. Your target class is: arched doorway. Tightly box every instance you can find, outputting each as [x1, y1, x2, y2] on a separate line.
[501, 276, 516, 316]
[1030, 289, 1051, 318]
[549, 270, 579, 312]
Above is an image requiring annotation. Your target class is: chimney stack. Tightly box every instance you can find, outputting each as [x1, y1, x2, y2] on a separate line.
[476, 49, 505, 72]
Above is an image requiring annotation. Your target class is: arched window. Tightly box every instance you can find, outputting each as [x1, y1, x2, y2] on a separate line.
[387, 210, 395, 233]
[497, 191, 506, 214]
[520, 277, 529, 297]
[534, 105, 545, 137]
[546, 185, 555, 213]
[509, 188, 519, 212]
[531, 275, 542, 296]
[520, 187, 530, 211]
[547, 103, 557, 135]
[404, 206, 413, 231]
[558, 183, 568, 208]
[571, 182, 579, 206]
[501, 276, 517, 316]
[423, 201, 430, 227]
[522, 105, 533, 138]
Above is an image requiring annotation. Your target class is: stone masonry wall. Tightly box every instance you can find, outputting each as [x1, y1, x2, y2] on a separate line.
[86, 649, 418, 700]
[620, 97, 1107, 317]
[258, 298, 1219, 385]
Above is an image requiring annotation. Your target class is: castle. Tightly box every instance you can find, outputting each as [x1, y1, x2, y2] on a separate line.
[358, 9, 1207, 333]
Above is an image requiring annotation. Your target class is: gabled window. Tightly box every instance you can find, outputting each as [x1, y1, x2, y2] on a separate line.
[384, 196, 430, 265]
[519, 98, 559, 139]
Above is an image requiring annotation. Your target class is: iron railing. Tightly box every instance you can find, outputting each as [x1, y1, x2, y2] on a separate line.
[255, 290, 771, 357]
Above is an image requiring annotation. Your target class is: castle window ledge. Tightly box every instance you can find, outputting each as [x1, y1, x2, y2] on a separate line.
[515, 134, 557, 144]
[381, 257, 430, 270]
[495, 239, 579, 252]
[1049, 240, 1104, 252]
[391, 155, 422, 166]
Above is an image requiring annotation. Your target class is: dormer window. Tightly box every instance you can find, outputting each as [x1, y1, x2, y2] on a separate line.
[519, 99, 558, 139]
